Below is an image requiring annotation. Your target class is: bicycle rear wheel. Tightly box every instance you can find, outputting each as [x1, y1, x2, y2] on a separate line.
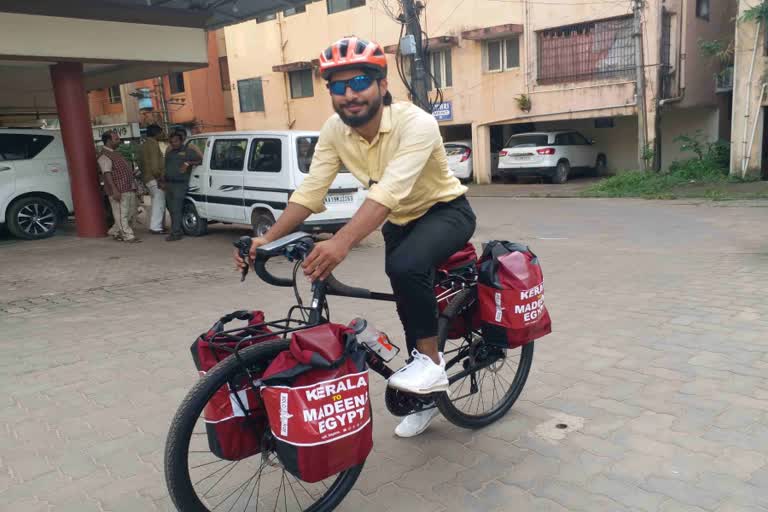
[436, 289, 534, 429]
[164, 340, 363, 512]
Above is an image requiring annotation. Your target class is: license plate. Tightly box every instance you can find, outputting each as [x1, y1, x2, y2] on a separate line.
[324, 193, 354, 205]
[514, 155, 533, 161]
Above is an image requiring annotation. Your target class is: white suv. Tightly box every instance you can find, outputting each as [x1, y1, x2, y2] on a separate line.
[497, 131, 607, 184]
[0, 129, 73, 239]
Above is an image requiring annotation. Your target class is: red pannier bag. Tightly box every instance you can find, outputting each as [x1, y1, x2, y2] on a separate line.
[435, 243, 479, 339]
[477, 241, 552, 347]
[259, 323, 372, 483]
[190, 310, 278, 460]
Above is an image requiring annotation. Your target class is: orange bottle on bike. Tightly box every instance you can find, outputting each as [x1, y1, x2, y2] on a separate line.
[349, 318, 400, 362]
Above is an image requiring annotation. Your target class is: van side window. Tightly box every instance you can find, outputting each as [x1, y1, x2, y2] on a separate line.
[248, 139, 282, 173]
[211, 139, 247, 171]
[186, 138, 208, 160]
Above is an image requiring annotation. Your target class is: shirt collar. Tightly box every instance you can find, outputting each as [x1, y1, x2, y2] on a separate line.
[103, 146, 114, 152]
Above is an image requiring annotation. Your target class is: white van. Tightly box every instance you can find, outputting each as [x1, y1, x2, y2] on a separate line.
[181, 131, 366, 237]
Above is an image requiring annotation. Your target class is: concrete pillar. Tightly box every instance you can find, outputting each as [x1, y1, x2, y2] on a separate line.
[472, 123, 492, 184]
[50, 62, 106, 237]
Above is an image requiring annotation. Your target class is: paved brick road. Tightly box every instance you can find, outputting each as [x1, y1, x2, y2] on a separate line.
[1, 197, 767, 511]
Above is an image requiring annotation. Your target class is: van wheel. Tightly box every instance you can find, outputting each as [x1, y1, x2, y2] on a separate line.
[182, 202, 208, 236]
[7, 196, 59, 240]
[252, 210, 275, 238]
[552, 161, 570, 184]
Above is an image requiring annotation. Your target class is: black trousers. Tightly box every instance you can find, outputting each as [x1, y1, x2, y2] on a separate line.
[382, 195, 476, 352]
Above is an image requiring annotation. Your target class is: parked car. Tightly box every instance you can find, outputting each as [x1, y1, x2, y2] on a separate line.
[0, 129, 73, 239]
[181, 131, 367, 237]
[497, 131, 607, 184]
[444, 140, 473, 182]
[444, 140, 500, 183]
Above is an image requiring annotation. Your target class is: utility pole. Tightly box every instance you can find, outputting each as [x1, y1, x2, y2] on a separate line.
[400, 0, 430, 113]
[633, 0, 649, 171]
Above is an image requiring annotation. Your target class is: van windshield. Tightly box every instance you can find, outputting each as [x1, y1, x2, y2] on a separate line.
[296, 136, 349, 173]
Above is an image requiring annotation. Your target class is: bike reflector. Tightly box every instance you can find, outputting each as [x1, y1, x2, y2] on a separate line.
[260, 324, 373, 483]
[477, 241, 552, 347]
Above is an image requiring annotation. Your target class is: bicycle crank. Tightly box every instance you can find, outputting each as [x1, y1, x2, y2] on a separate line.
[384, 387, 440, 417]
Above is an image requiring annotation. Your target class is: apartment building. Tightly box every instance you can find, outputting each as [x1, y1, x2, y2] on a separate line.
[223, 0, 733, 182]
[88, 30, 234, 140]
[731, 0, 768, 179]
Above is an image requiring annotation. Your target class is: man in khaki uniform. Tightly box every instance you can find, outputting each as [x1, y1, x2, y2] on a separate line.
[140, 124, 166, 234]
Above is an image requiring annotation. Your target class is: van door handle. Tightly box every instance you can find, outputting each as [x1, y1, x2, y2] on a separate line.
[193, 174, 200, 178]
[0, 166, 11, 172]
[209, 176, 212, 187]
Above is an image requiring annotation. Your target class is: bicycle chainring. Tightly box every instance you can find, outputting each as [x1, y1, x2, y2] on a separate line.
[384, 387, 436, 417]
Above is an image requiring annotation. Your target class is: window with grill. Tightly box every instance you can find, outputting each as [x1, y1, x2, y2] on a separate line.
[484, 37, 520, 73]
[537, 16, 635, 85]
[327, 0, 365, 14]
[219, 57, 231, 91]
[696, 0, 710, 20]
[427, 49, 453, 89]
[284, 5, 306, 16]
[289, 69, 314, 99]
[169, 72, 185, 94]
[256, 12, 276, 23]
[238, 78, 265, 113]
[108, 85, 122, 104]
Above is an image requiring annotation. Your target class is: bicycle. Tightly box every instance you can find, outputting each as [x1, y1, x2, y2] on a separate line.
[164, 232, 535, 512]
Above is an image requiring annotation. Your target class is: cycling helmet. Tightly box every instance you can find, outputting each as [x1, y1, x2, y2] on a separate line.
[319, 36, 388, 80]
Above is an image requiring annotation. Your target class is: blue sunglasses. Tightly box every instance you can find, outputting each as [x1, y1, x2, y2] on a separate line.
[327, 75, 375, 96]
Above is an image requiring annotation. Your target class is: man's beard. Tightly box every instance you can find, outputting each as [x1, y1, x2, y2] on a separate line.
[334, 94, 382, 128]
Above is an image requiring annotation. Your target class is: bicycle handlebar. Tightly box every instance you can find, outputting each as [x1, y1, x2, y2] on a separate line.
[234, 233, 393, 301]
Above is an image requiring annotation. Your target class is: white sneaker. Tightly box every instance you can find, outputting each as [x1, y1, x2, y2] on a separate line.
[387, 350, 449, 395]
[394, 408, 439, 438]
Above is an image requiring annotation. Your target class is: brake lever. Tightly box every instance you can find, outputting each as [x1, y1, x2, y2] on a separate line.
[233, 235, 252, 282]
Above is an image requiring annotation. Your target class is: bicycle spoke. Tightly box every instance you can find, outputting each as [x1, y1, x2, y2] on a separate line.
[273, 471, 285, 512]
[192, 459, 231, 470]
[195, 461, 236, 486]
[286, 474, 303, 510]
[204, 461, 240, 498]
[213, 468, 260, 511]
[290, 474, 318, 501]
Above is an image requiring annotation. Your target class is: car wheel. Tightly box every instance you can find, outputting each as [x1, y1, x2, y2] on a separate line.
[7, 196, 59, 240]
[252, 210, 275, 238]
[552, 161, 570, 184]
[182, 201, 208, 236]
[594, 155, 607, 176]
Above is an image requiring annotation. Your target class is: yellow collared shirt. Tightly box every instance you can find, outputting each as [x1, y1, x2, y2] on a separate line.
[289, 102, 467, 226]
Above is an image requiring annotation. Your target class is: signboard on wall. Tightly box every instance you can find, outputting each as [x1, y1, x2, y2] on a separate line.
[92, 122, 141, 141]
[431, 101, 453, 122]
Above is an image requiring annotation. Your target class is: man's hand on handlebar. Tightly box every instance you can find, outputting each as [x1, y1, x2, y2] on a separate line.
[233, 237, 269, 271]
[302, 238, 351, 282]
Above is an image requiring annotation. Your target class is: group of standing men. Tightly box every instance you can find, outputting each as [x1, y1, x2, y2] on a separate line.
[97, 124, 202, 242]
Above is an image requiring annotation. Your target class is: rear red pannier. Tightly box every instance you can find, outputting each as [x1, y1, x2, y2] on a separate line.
[190, 310, 278, 460]
[477, 241, 552, 347]
[435, 242, 479, 339]
[260, 323, 372, 483]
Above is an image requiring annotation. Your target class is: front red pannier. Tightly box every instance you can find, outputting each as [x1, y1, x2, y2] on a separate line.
[260, 323, 372, 483]
[477, 241, 552, 347]
[190, 310, 278, 460]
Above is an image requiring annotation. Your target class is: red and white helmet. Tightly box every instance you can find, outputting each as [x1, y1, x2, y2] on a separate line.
[319, 36, 388, 80]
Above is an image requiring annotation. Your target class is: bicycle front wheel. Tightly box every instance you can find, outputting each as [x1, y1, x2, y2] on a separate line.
[164, 340, 364, 512]
[436, 289, 535, 429]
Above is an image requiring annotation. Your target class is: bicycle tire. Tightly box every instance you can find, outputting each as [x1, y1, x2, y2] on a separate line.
[436, 289, 535, 429]
[164, 339, 364, 512]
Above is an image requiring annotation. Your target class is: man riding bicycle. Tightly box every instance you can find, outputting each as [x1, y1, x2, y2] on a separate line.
[234, 36, 476, 438]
